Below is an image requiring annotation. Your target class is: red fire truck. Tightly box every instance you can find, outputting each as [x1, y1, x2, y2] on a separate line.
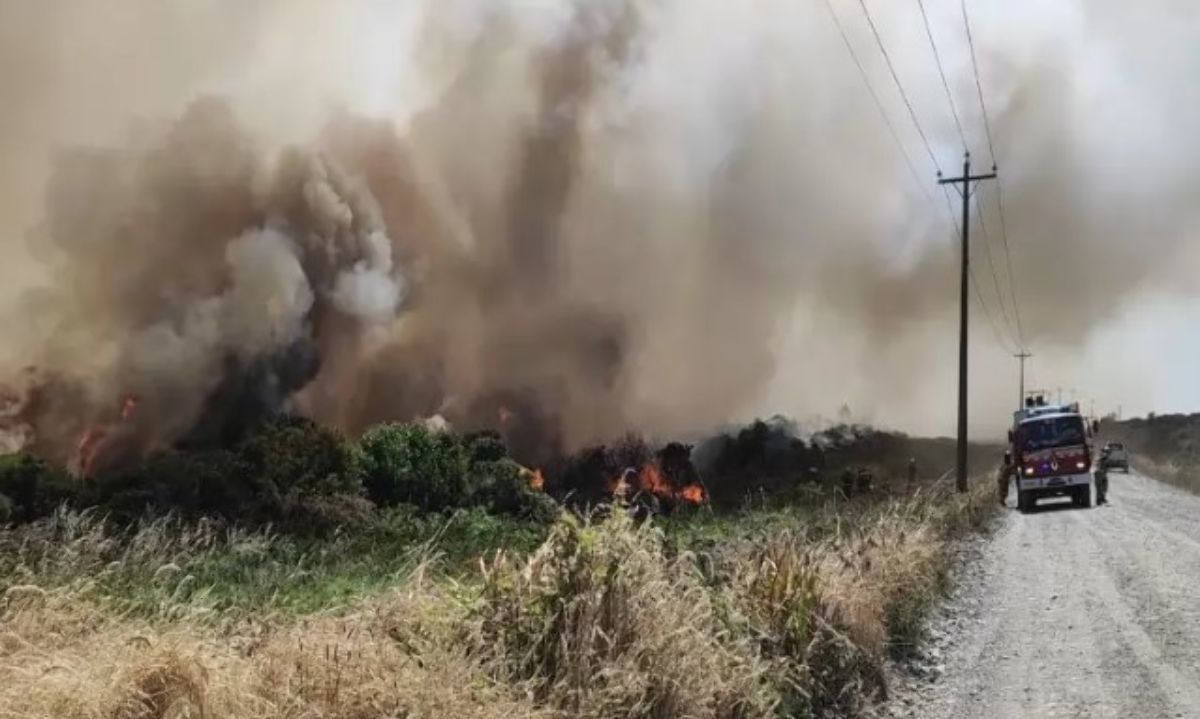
[1009, 396, 1098, 512]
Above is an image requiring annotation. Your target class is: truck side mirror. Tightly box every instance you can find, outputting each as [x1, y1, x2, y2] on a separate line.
[1092, 420, 1100, 434]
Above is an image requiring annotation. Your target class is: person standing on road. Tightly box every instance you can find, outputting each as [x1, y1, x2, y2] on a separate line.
[1094, 463, 1109, 506]
[996, 451, 1014, 506]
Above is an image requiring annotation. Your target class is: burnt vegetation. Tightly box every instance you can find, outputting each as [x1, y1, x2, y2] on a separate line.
[0, 407, 998, 537]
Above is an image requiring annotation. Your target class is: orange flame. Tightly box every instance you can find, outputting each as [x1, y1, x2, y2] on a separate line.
[529, 468, 545, 491]
[679, 484, 705, 504]
[609, 462, 707, 506]
[74, 394, 138, 478]
[637, 462, 672, 496]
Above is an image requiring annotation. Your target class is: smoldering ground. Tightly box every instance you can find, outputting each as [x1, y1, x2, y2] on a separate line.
[2, 0, 1200, 465]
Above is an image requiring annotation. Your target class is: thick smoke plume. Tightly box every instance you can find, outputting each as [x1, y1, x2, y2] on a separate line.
[3, 0, 1200, 466]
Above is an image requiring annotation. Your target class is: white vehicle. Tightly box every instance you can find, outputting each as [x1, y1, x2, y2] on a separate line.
[1009, 399, 1095, 512]
[1100, 442, 1130, 472]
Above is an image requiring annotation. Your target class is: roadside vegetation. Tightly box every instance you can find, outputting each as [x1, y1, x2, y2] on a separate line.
[1101, 413, 1200, 492]
[0, 418, 997, 718]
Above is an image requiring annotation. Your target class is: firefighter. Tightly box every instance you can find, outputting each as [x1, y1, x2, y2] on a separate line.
[1094, 463, 1109, 506]
[996, 450, 1014, 506]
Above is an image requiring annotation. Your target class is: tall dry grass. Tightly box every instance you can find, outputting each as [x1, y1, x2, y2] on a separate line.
[0, 578, 550, 719]
[0, 479, 994, 719]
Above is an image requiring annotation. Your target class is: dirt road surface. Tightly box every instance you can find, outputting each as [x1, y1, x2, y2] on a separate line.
[891, 471, 1200, 719]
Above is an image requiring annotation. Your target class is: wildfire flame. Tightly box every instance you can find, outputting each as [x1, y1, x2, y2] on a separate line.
[612, 461, 707, 505]
[75, 394, 138, 478]
[517, 465, 546, 491]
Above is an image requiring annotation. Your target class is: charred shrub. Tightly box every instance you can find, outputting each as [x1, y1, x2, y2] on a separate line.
[355, 422, 470, 511]
[0, 453, 78, 523]
[466, 458, 558, 523]
[552, 435, 655, 506]
[695, 419, 824, 506]
[85, 449, 252, 523]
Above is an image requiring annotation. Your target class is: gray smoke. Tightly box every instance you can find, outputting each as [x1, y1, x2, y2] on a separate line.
[2, 0, 1199, 464]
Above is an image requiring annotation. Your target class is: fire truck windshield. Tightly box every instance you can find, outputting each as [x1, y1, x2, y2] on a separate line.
[1018, 416, 1086, 452]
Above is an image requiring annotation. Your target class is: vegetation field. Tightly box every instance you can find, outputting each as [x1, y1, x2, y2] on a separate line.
[0, 419, 997, 718]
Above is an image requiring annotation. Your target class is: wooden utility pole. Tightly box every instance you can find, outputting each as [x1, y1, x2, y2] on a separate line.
[938, 152, 996, 493]
[1014, 351, 1032, 411]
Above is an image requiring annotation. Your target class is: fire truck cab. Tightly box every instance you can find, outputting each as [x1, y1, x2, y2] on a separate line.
[1009, 397, 1095, 512]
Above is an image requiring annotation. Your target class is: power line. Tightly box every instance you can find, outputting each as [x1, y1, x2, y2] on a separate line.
[992, 182, 1025, 345]
[855, 0, 944, 174]
[970, 265, 1016, 354]
[973, 187, 1021, 348]
[959, 0, 996, 164]
[916, 0, 968, 152]
[821, 0, 936, 208]
[960, 0, 1026, 348]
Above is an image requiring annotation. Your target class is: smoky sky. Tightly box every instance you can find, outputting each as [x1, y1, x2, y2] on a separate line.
[2, 0, 1199, 462]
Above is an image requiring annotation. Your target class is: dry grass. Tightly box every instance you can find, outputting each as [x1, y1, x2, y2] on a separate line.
[0, 480, 995, 719]
[0, 580, 549, 719]
[471, 511, 778, 719]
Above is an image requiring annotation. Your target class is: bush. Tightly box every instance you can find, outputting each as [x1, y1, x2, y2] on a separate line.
[472, 512, 776, 719]
[88, 417, 364, 532]
[237, 416, 361, 509]
[86, 449, 251, 522]
[466, 459, 559, 524]
[356, 423, 470, 511]
[0, 492, 11, 524]
[0, 453, 78, 523]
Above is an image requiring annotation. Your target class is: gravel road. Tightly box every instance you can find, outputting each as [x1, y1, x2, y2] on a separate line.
[889, 470, 1200, 719]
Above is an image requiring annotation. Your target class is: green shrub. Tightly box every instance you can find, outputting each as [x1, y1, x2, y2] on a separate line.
[86, 417, 364, 533]
[238, 416, 361, 503]
[355, 423, 470, 511]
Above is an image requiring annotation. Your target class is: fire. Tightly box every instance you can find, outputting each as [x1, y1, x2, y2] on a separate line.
[680, 484, 705, 504]
[637, 462, 672, 496]
[610, 461, 707, 506]
[75, 427, 107, 477]
[517, 465, 546, 491]
[74, 394, 138, 478]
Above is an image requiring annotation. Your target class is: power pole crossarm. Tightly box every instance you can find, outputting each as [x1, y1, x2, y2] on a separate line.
[1014, 352, 1033, 410]
[937, 152, 997, 493]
